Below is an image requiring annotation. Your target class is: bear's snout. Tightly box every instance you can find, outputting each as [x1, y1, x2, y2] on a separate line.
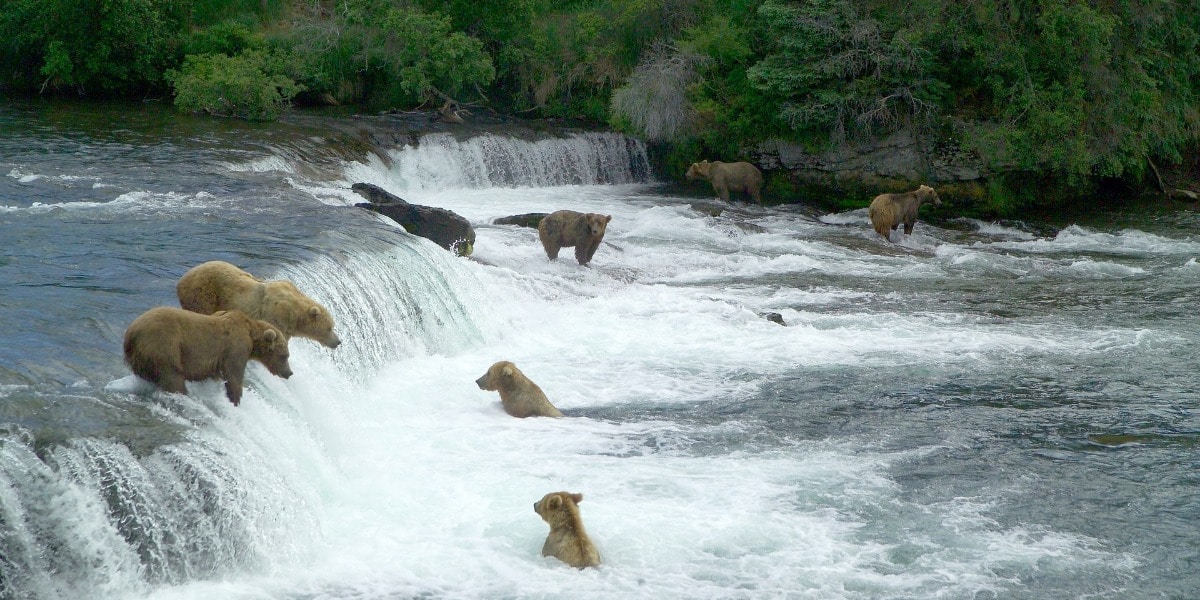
[279, 367, 293, 379]
[475, 374, 488, 389]
[323, 334, 342, 349]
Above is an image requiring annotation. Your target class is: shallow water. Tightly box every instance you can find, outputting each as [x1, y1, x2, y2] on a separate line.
[1, 100, 1197, 600]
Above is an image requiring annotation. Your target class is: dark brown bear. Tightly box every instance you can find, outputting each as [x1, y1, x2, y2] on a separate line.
[537, 210, 612, 266]
[123, 306, 293, 406]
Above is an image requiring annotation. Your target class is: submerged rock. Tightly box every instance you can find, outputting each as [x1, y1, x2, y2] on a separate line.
[352, 182, 475, 256]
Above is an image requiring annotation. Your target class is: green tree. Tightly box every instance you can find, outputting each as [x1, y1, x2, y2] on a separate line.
[0, 0, 185, 95]
[747, 0, 944, 144]
[285, 0, 494, 109]
[166, 50, 302, 120]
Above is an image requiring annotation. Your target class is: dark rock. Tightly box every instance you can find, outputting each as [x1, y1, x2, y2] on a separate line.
[352, 182, 475, 256]
[493, 213, 548, 228]
[762, 312, 785, 326]
[753, 129, 985, 182]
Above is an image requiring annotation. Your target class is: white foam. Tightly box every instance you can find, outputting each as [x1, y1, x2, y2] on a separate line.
[983, 224, 1200, 255]
[819, 208, 870, 226]
[96, 141, 1166, 599]
[954, 218, 1038, 239]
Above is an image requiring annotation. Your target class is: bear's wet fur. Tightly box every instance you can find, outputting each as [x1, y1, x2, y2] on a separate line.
[475, 361, 563, 418]
[685, 160, 764, 204]
[177, 260, 341, 348]
[537, 210, 612, 266]
[123, 307, 292, 406]
[868, 184, 941, 242]
[534, 491, 601, 568]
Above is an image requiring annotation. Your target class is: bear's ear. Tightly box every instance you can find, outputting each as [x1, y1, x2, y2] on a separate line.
[502, 365, 514, 377]
[603, 215, 611, 223]
[570, 493, 583, 504]
[263, 329, 278, 342]
[547, 495, 562, 510]
[308, 306, 320, 318]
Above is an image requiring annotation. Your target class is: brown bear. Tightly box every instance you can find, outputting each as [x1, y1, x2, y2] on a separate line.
[685, 160, 764, 204]
[475, 361, 563, 418]
[176, 260, 341, 348]
[123, 307, 293, 407]
[534, 491, 601, 569]
[868, 184, 942, 242]
[537, 210, 612, 266]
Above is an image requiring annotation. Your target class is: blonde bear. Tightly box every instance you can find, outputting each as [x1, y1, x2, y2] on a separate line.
[534, 491, 601, 568]
[868, 184, 941, 242]
[475, 361, 563, 418]
[177, 260, 341, 348]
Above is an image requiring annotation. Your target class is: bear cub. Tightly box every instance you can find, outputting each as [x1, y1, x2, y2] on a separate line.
[475, 361, 563, 418]
[537, 210, 612, 266]
[123, 307, 292, 406]
[534, 491, 601, 569]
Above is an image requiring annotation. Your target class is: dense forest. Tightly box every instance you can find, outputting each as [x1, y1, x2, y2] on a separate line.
[2, 0, 1198, 214]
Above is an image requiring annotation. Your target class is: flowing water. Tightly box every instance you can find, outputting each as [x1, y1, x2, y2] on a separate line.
[0, 100, 1197, 600]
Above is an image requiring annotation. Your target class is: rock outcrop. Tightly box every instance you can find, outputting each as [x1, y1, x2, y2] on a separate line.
[352, 183, 475, 256]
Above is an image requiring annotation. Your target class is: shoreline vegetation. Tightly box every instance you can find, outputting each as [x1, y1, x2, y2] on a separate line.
[2, 0, 1198, 220]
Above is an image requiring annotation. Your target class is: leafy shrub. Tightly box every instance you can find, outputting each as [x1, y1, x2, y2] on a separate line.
[183, 19, 264, 57]
[166, 51, 303, 120]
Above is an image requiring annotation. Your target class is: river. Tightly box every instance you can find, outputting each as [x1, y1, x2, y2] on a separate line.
[0, 100, 1197, 599]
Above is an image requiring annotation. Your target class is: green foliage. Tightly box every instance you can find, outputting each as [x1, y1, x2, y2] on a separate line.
[0, 0, 183, 95]
[1, 0, 1198, 214]
[380, 7, 495, 101]
[927, 0, 1200, 185]
[189, 0, 283, 27]
[747, 0, 944, 143]
[764, 171, 796, 203]
[183, 19, 264, 57]
[676, 9, 776, 159]
[285, 0, 494, 109]
[39, 41, 75, 89]
[680, 14, 752, 67]
[166, 50, 302, 120]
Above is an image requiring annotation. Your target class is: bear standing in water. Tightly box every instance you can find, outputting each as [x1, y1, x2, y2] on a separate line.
[685, 160, 764, 204]
[176, 260, 341, 348]
[123, 307, 292, 406]
[868, 184, 941, 242]
[534, 491, 601, 568]
[537, 210, 612, 266]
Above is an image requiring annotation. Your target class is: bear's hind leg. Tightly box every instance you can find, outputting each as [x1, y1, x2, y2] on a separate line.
[157, 371, 188, 395]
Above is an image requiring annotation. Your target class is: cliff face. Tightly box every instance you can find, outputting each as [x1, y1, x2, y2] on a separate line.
[752, 129, 984, 194]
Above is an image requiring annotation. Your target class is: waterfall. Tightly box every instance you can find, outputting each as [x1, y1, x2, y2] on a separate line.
[0, 418, 321, 599]
[275, 231, 496, 383]
[367, 131, 652, 192]
[0, 123, 649, 600]
[0, 228, 492, 599]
